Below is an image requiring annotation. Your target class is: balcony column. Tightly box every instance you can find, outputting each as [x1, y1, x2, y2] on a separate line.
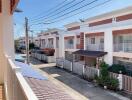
[46, 38, 48, 48]
[62, 35, 66, 58]
[84, 33, 86, 50]
[104, 29, 113, 65]
[59, 35, 64, 58]
[2, 0, 14, 59]
[74, 35, 77, 49]
[53, 37, 57, 58]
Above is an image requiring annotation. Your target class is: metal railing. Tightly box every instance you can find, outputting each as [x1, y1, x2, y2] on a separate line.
[114, 43, 132, 53]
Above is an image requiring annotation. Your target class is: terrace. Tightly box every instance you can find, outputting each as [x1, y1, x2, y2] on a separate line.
[113, 34, 132, 53]
[64, 36, 74, 49]
[85, 32, 104, 51]
[1, 55, 74, 100]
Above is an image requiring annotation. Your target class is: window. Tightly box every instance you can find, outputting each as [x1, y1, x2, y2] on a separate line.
[68, 39, 73, 44]
[124, 35, 132, 43]
[42, 39, 45, 44]
[56, 37, 59, 48]
[91, 38, 95, 44]
[119, 36, 123, 43]
[100, 38, 104, 44]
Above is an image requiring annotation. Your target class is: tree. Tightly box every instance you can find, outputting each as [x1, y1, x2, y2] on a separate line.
[29, 43, 35, 50]
[14, 40, 19, 50]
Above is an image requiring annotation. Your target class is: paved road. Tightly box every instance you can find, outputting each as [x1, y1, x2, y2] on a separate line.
[30, 57, 129, 100]
[40, 66, 125, 100]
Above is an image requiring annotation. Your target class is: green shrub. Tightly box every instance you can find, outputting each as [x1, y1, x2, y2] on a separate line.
[108, 64, 126, 74]
[100, 62, 109, 77]
[96, 62, 119, 90]
[107, 78, 119, 90]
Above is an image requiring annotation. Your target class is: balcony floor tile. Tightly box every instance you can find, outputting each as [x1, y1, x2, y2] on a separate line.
[0, 85, 5, 100]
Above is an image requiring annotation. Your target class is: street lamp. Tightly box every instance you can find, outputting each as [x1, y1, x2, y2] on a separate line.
[15, 8, 23, 13]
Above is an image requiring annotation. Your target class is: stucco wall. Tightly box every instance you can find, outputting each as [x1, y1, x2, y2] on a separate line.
[0, 0, 14, 84]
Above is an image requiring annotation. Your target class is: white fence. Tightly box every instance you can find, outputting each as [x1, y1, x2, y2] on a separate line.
[84, 66, 99, 80]
[73, 62, 84, 76]
[4, 56, 38, 100]
[56, 58, 64, 68]
[56, 59, 99, 79]
[63, 60, 72, 71]
[110, 72, 132, 93]
[31, 53, 55, 63]
[123, 75, 132, 93]
[56, 58, 132, 94]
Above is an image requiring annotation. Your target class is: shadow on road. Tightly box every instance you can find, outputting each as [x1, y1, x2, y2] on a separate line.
[29, 57, 47, 65]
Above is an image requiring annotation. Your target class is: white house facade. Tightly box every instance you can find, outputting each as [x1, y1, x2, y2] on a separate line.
[18, 36, 34, 47]
[59, 6, 132, 71]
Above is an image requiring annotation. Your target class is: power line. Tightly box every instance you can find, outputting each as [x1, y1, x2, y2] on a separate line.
[30, 0, 98, 26]
[31, 0, 86, 23]
[30, 0, 112, 26]
[44, 0, 98, 22]
[30, 0, 76, 21]
[49, 0, 112, 24]
[30, 0, 68, 19]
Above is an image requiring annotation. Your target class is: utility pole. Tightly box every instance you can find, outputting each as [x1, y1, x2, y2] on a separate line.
[31, 30, 34, 43]
[25, 17, 29, 64]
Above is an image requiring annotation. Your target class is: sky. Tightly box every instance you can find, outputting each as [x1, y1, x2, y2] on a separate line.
[14, 0, 132, 39]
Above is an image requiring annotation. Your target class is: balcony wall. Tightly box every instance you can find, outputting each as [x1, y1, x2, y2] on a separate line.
[114, 43, 132, 53]
[113, 34, 132, 53]
[85, 35, 104, 51]
[4, 55, 38, 100]
[65, 43, 74, 49]
[86, 44, 104, 51]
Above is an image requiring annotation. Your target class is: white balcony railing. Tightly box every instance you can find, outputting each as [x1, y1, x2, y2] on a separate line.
[86, 44, 104, 51]
[114, 43, 132, 53]
[65, 44, 74, 49]
[4, 55, 38, 100]
[47, 44, 54, 48]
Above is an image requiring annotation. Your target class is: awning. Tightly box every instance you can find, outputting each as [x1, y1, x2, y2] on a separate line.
[73, 50, 107, 58]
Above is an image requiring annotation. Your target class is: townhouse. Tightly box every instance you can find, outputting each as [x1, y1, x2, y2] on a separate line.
[55, 7, 132, 93]
[18, 36, 34, 47]
[35, 28, 65, 58]
[59, 6, 132, 72]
